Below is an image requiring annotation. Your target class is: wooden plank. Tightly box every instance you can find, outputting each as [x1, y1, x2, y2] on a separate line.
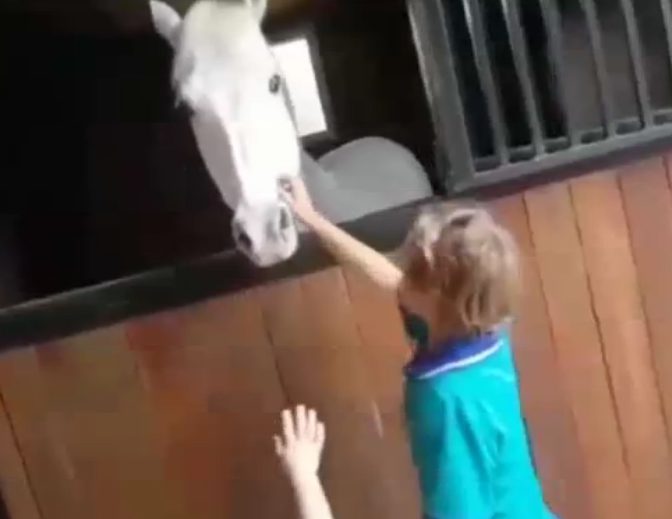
[0, 347, 83, 519]
[341, 268, 421, 517]
[34, 327, 184, 519]
[571, 172, 672, 519]
[126, 293, 292, 519]
[525, 182, 634, 519]
[0, 326, 181, 519]
[259, 269, 402, 519]
[620, 157, 672, 452]
[341, 269, 409, 413]
[0, 383, 41, 519]
[489, 195, 592, 519]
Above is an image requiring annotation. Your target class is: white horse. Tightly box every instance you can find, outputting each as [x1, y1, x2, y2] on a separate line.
[150, 0, 432, 266]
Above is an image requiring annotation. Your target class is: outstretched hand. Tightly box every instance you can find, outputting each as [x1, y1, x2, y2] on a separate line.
[274, 405, 326, 484]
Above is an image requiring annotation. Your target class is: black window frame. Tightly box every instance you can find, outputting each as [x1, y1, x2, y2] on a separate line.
[268, 24, 337, 150]
[407, 0, 672, 194]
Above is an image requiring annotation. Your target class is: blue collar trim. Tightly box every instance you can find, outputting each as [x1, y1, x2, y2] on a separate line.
[404, 330, 504, 380]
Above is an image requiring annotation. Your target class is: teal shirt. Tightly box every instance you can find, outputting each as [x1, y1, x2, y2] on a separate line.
[402, 312, 554, 519]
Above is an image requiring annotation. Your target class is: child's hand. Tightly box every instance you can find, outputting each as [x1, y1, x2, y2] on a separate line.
[274, 405, 326, 485]
[279, 178, 317, 224]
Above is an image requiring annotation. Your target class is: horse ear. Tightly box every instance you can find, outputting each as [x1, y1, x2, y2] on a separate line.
[150, 0, 182, 46]
[246, 0, 268, 22]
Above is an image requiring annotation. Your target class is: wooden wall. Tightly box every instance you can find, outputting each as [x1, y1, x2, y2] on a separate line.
[2, 155, 672, 519]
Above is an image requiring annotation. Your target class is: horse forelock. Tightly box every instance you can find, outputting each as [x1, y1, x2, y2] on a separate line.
[172, 0, 262, 85]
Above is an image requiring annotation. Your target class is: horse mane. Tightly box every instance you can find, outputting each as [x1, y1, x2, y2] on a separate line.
[173, 0, 261, 86]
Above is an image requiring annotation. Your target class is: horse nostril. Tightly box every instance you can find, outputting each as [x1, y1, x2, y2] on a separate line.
[175, 98, 195, 119]
[239, 231, 252, 250]
[278, 207, 292, 231]
[233, 222, 252, 251]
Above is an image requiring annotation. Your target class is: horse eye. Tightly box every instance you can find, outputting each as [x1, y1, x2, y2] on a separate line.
[269, 74, 282, 94]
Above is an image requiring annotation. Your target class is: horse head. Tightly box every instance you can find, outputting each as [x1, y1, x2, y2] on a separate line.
[150, 0, 300, 267]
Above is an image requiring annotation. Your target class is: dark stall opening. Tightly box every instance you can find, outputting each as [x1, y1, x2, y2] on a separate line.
[0, 1, 232, 306]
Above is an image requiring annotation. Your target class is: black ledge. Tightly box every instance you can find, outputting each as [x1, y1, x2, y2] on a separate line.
[0, 201, 423, 352]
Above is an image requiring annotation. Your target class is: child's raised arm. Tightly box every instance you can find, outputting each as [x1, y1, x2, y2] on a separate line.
[275, 406, 334, 519]
[281, 178, 403, 292]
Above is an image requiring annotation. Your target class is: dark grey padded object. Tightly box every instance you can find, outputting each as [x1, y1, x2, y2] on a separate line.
[300, 137, 432, 226]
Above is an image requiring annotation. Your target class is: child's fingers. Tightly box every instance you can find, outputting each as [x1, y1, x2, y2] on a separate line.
[294, 178, 310, 200]
[316, 421, 326, 452]
[295, 404, 307, 437]
[279, 188, 292, 206]
[306, 408, 317, 439]
[282, 409, 296, 443]
[278, 180, 293, 198]
[278, 177, 300, 197]
[273, 435, 285, 456]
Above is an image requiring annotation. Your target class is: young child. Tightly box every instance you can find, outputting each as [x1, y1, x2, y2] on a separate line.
[281, 179, 555, 519]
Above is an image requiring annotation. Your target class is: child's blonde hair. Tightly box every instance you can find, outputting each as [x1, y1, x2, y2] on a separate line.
[400, 202, 520, 335]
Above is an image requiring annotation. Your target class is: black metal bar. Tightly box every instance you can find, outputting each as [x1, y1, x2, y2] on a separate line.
[407, 0, 475, 186]
[473, 108, 672, 171]
[618, 0, 653, 127]
[577, 0, 616, 136]
[539, 0, 579, 146]
[462, 0, 509, 164]
[456, 123, 672, 192]
[499, 0, 545, 156]
[660, 0, 672, 76]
